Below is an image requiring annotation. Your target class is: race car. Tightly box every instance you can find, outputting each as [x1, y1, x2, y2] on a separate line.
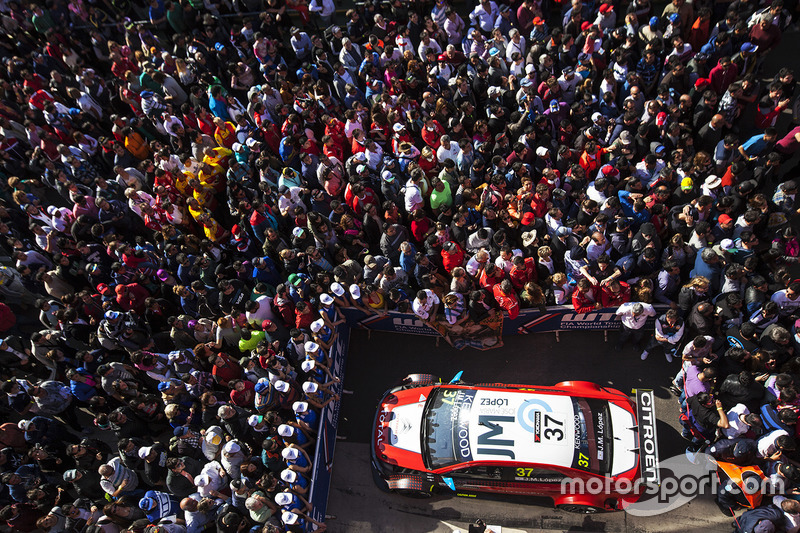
[371, 373, 660, 513]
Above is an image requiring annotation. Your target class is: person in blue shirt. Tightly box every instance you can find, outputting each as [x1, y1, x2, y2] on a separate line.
[618, 189, 652, 230]
[66, 367, 97, 403]
[139, 490, 180, 522]
[291, 401, 318, 433]
[252, 256, 281, 287]
[738, 127, 778, 161]
[281, 444, 312, 475]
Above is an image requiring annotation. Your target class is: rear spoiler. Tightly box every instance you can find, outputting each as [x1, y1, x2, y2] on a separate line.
[634, 389, 660, 486]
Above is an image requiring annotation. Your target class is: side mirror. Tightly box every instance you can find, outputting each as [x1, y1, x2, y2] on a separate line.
[449, 371, 463, 384]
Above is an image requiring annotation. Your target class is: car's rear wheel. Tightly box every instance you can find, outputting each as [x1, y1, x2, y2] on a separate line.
[557, 503, 603, 514]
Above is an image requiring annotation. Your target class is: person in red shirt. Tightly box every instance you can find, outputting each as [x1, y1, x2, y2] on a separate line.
[479, 263, 505, 290]
[600, 280, 631, 308]
[211, 352, 242, 387]
[294, 301, 318, 330]
[749, 16, 782, 54]
[572, 278, 600, 313]
[509, 256, 537, 291]
[530, 183, 550, 219]
[493, 280, 520, 319]
[115, 282, 151, 315]
[410, 209, 435, 244]
[229, 379, 256, 408]
[441, 241, 465, 274]
[421, 116, 446, 149]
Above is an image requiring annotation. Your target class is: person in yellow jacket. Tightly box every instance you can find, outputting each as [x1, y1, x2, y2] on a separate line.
[122, 127, 151, 160]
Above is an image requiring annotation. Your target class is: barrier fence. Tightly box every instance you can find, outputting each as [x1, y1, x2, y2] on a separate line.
[307, 322, 350, 526]
[340, 304, 666, 337]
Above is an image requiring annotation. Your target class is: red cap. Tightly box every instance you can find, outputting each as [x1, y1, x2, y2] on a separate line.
[532, 16, 544, 25]
[581, 21, 592, 31]
[656, 111, 667, 126]
[599, 3, 612, 13]
[521, 212, 535, 225]
[261, 319, 274, 330]
[97, 283, 113, 296]
[601, 164, 619, 176]
[718, 214, 733, 224]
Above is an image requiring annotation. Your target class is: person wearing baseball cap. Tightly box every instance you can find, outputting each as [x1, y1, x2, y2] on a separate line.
[281, 444, 312, 473]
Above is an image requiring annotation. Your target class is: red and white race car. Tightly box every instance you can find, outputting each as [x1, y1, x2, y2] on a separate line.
[371, 373, 659, 513]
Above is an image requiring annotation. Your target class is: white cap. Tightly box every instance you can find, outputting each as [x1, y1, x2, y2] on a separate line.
[320, 294, 334, 305]
[274, 380, 290, 393]
[310, 319, 325, 333]
[282, 447, 300, 460]
[245, 137, 259, 148]
[281, 469, 298, 483]
[304, 341, 319, 352]
[302, 382, 319, 394]
[138, 447, 153, 459]
[248, 414, 263, 427]
[282, 511, 300, 525]
[330, 282, 345, 297]
[278, 424, 294, 437]
[205, 432, 222, 446]
[194, 474, 210, 487]
[232, 142, 243, 152]
[223, 441, 241, 454]
[301, 360, 315, 373]
[275, 492, 293, 506]
[17, 420, 31, 431]
[292, 401, 309, 413]
[349, 284, 361, 299]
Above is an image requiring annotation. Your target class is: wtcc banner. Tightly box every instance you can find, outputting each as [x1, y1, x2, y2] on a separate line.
[340, 306, 663, 336]
[307, 322, 350, 526]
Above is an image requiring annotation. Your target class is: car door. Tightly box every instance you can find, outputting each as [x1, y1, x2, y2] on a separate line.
[445, 464, 567, 497]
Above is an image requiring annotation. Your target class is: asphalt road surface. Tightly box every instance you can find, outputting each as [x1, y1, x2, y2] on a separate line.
[326, 329, 732, 533]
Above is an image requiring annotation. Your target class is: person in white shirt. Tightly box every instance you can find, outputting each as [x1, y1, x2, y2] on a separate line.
[773, 495, 800, 533]
[469, 0, 498, 32]
[194, 460, 227, 499]
[465, 250, 491, 277]
[505, 29, 526, 63]
[277, 186, 306, 217]
[308, 0, 334, 25]
[436, 135, 461, 163]
[757, 428, 791, 459]
[412, 289, 440, 323]
[418, 31, 442, 60]
[722, 404, 754, 439]
[404, 177, 424, 213]
[771, 283, 800, 316]
[494, 246, 523, 274]
[615, 302, 656, 352]
[246, 294, 277, 326]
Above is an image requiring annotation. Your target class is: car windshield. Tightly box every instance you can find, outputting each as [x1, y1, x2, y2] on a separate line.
[422, 388, 613, 474]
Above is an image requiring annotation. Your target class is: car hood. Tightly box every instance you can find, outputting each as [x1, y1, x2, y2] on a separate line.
[373, 386, 434, 471]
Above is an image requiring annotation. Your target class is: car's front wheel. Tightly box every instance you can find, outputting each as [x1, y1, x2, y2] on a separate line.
[557, 503, 603, 514]
[394, 488, 434, 499]
[387, 475, 436, 499]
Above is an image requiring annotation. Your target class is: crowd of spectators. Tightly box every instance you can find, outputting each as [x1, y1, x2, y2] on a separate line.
[0, 0, 799, 529]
